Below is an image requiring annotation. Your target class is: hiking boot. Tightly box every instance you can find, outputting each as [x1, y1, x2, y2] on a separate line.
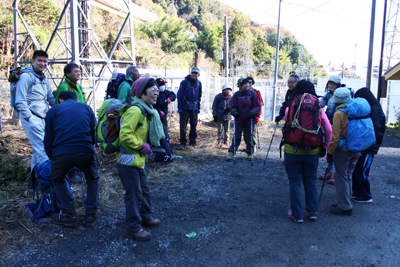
[225, 142, 229, 146]
[287, 210, 303, 223]
[125, 229, 152, 241]
[226, 152, 234, 162]
[247, 155, 253, 161]
[176, 144, 186, 150]
[353, 197, 373, 203]
[218, 142, 222, 147]
[329, 206, 353, 216]
[328, 175, 335, 185]
[307, 210, 317, 221]
[189, 143, 197, 148]
[142, 218, 160, 227]
[52, 211, 76, 228]
[85, 214, 97, 227]
[319, 169, 333, 180]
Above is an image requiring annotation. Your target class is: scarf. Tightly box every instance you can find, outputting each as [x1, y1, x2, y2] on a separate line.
[133, 96, 165, 147]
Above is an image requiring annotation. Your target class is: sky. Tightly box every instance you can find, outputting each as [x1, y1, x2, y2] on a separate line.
[217, 0, 387, 77]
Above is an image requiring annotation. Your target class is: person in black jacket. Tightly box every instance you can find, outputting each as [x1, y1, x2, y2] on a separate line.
[153, 78, 176, 130]
[212, 84, 232, 147]
[275, 74, 300, 123]
[351, 87, 386, 203]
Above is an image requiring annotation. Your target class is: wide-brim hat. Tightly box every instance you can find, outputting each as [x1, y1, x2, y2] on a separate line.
[330, 87, 351, 104]
[222, 84, 232, 91]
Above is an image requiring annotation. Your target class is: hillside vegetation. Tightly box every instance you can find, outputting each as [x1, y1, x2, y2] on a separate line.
[0, 0, 326, 77]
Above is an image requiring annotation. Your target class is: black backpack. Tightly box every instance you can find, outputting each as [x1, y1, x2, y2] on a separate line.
[105, 73, 133, 99]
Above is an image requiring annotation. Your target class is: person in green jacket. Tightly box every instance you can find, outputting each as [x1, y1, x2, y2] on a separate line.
[55, 63, 86, 104]
[116, 77, 165, 241]
[117, 65, 140, 103]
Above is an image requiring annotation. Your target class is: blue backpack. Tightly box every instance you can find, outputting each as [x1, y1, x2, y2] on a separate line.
[25, 160, 72, 223]
[105, 73, 133, 99]
[338, 98, 376, 152]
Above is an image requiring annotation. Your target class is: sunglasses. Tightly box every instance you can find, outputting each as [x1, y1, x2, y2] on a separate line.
[73, 70, 81, 74]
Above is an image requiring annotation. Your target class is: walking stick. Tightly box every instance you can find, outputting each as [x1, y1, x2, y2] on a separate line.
[257, 124, 260, 149]
[263, 123, 278, 165]
[250, 119, 253, 166]
[319, 168, 329, 202]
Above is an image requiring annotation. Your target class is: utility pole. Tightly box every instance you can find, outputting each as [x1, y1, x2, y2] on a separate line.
[366, 0, 376, 89]
[224, 16, 229, 77]
[272, 0, 282, 121]
[377, 0, 388, 101]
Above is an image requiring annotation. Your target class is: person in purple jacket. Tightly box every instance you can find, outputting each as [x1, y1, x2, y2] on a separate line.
[226, 78, 261, 162]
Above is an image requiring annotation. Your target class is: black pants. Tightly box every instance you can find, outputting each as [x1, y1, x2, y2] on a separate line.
[51, 153, 100, 216]
[228, 119, 254, 155]
[117, 164, 153, 233]
[179, 110, 198, 145]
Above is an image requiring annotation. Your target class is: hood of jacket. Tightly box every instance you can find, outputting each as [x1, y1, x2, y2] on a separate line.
[185, 74, 198, 84]
[23, 66, 46, 81]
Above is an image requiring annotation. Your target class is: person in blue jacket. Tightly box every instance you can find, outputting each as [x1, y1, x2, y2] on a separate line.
[177, 67, 202, 149]
[153, 78, 176, 130]
[212, 84, 232, 147]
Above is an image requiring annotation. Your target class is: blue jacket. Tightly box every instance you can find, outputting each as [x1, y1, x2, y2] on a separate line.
[177, 75, 202, 111]
[212, 92, 232, 120]
[154, 89, 176, 117]
[44, 100, 96, 159]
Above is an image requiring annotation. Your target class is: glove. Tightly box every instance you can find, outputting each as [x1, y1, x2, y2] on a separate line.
[231, 109, 237, 116]
[319, 146, 327, 158]
[275, 115, 281, 123]
[326, 153, 333, 164]
[167, 97, 172, 104]
[213, 116, 218, 123]
[249, 110, 255, 117]
[178, 109, 183, 114]
[223, 108, 230, 115]
[140, 143, 152, 155]
[160, 111, 165, 117]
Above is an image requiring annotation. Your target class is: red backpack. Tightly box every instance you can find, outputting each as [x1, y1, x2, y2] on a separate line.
[283, 93, 324, 149]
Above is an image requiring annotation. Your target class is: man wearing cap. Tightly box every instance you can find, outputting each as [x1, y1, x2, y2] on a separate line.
[212, 84, 232, 147]
[326, 87, 359, 216]
[275, 74, 300, 123]
[154, 78, 176, 130]
[117, 66, 140, 103]
[177, 67, 202, 148]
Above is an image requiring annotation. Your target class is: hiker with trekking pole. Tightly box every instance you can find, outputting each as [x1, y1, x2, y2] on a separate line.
[226, 78, 260, 164]
[281, 80, 332, 223]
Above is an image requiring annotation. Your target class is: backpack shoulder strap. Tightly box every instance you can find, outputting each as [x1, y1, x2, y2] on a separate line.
[131, 103, 148, 129]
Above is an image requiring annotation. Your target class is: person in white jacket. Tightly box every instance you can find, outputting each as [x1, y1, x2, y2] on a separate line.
[15, 50, 55, 170]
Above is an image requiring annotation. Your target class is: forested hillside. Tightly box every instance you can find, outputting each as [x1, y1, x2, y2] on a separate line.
[0, 0, 325, 77]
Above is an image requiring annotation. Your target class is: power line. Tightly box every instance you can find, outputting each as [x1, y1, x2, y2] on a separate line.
[281, 0, 333, 22]
[253, 1, 279, 21]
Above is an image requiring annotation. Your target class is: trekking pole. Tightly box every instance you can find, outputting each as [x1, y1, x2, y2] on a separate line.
[319, 168, 329, 202]
[257, 124, 260, 149]
[250, 119, 253, 166]
[233, 118, 236, 165]
[263, 123, 278, 165]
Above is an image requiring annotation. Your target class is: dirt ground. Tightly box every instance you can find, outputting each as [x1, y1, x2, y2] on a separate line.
[1, 117, 400, 267]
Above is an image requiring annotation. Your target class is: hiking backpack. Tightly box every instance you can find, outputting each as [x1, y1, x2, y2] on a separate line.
[338, 98, 376, 152]
[25, 160, 72, 223]
[182, 80, 201, 104]
[8, 67, 35, 112]
[283, 93, 324, 149]
[105, 73, 133, 99]
[96, 99, 147, 154]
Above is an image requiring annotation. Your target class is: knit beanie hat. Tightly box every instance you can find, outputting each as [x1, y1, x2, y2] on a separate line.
[331, 87, 351, 104]
[130, 77, 154, 98]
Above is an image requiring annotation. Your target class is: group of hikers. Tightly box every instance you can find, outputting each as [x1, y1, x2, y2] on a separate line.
[12, 50, 385, 241]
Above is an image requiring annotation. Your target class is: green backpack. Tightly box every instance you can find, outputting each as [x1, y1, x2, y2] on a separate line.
[96, 99, 146, 154]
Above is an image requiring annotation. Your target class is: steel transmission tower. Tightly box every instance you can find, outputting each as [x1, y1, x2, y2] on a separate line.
[384, 0, 400, 69]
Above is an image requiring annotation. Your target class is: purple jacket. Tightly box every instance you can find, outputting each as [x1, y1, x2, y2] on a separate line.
[229, 89, 261, 121]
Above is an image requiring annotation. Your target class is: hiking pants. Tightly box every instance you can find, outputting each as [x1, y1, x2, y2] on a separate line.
[229, 119, 253, 155]
[284, 153, 319, 219]
[117, 164, 153, 233]
[217, 120, 230, 143]
[252, 123, 259, 148]
[352, 153, 374, 200]
[334, 150, 360, 211]
[20, 115, 49, 170]
[51, 153, 100, 216]
[179, 110, 198, 145]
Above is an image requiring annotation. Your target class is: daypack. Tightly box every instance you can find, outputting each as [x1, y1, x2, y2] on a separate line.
[283, 93, 324, 149]
[338, 98, 376, 152]
[105, 73, 133, 99]
[182, 79, 200, 104]
[96, 99, 146, 153]
[25, 160, 72, 223]
[8, 66, 34, 112]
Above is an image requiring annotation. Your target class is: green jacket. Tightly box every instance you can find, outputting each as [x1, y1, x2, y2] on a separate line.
[117, 76, 134, 103]
[116, 105, 149, 168]
[56, 78, 86, 104]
